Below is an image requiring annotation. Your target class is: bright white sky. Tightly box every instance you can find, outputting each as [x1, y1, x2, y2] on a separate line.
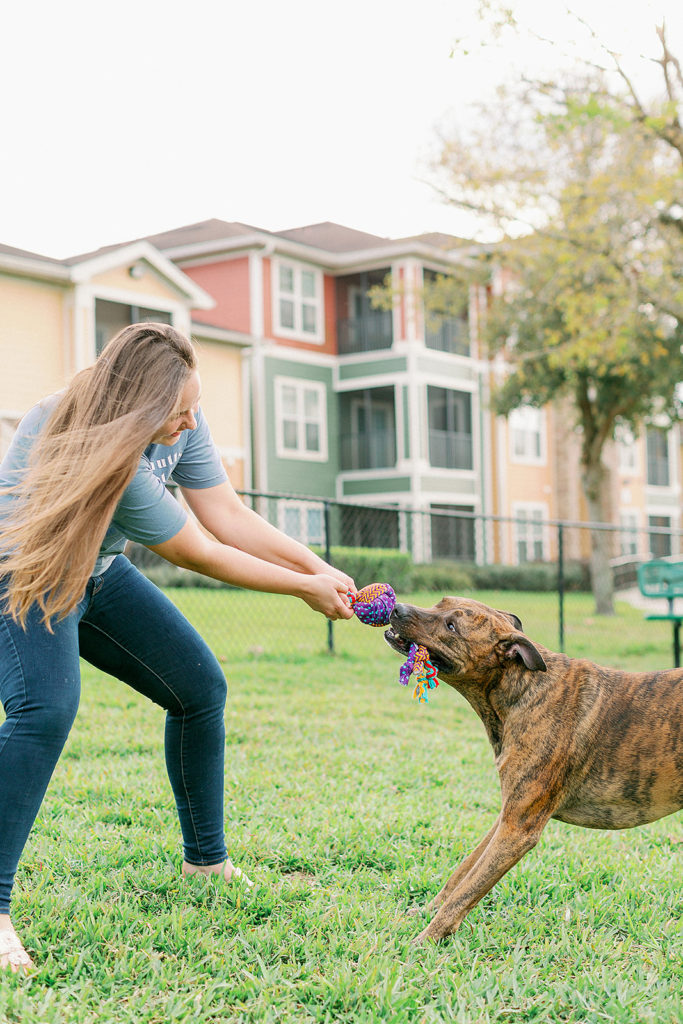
[2, 0, 680, 258]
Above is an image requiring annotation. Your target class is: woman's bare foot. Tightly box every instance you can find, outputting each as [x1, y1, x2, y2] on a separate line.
[0, 916, 33, 974]
[182, 859, 253, 887]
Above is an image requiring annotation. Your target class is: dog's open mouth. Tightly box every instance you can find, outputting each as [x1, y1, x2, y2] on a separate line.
[383, 628, 452, 674]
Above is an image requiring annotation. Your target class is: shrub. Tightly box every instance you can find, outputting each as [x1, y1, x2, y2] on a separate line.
[408, 560, 475, 593]
[469, 560, 590, 592]
[127, 540, 589, 595]
[313, 547, 414, 592]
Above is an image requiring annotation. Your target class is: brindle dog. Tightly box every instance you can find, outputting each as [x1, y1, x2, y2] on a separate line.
[384, 596, 683, 943]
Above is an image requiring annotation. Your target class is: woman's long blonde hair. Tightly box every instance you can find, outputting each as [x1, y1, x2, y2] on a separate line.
[0, 322, 197, 627]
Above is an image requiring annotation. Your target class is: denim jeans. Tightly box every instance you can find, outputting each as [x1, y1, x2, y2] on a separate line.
[0, 555, 228, 912]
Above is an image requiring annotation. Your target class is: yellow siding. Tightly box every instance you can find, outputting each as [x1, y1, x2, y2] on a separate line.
[91, 263, 180, 302]
[0, 276, 68, 413]
[193, 338, 246, 490]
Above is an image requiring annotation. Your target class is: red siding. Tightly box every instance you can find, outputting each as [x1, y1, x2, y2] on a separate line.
[185, 257, 251, 333]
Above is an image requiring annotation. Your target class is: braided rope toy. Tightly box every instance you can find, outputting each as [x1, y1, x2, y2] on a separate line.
[348, 583, 439, 703]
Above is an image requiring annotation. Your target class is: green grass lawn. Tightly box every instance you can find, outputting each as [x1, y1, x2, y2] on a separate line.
[2, 590, 682, 1023]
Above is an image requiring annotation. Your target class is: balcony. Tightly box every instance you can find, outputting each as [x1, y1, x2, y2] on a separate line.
[428, 429, 473, 470]
[337, 310, 393, 355]
[425, 316, 470, 356]
[340, 429, 397, 471]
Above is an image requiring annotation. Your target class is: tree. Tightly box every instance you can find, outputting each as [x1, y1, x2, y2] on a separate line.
[430, 15, 683, 613]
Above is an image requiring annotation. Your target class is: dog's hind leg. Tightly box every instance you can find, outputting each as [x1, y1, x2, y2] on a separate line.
[415, 815, 548, 943]
[427, 816, 500, 913]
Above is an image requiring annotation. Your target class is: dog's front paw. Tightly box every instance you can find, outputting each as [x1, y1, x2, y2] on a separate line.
[412, 927, 437, 946]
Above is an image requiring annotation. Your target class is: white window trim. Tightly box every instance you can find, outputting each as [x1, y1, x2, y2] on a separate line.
[508, 405, 546, 465]
[272, 258, 324, 343]
[274, 376, 328, 462]
[277, 499, 325, 546]
[511, 502, 549, 563]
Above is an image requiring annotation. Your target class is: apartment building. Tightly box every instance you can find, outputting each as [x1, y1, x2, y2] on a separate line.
[2, 219, 679, 564]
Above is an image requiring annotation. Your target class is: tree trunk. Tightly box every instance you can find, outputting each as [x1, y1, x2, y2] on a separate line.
[581, 459, 615, 616]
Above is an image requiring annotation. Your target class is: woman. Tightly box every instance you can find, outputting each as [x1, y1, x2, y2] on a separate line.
[0, 323, 356, 972]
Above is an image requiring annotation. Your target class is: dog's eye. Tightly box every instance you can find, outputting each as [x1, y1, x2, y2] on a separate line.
[446, 621, 456, 632]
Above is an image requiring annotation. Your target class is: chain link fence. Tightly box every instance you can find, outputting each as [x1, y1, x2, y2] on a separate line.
[127, 490, 683, 671]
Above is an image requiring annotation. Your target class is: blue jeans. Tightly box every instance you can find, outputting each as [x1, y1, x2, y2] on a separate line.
[0, 555, 228, 913]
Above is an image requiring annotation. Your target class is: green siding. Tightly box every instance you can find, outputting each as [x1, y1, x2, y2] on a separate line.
[342, 476, 412, 496]
[264, 357, 338, 498]
[338, 357, 407, 380]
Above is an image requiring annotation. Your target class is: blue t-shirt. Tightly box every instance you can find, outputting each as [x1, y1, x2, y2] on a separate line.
[0, 395, 228, 575]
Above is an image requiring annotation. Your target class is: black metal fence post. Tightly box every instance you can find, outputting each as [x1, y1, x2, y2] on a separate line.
[324, 500, 334, 653]
[558, 522, 565, 653]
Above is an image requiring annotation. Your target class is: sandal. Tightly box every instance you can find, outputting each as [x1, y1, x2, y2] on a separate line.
[0, 929, 33, 973]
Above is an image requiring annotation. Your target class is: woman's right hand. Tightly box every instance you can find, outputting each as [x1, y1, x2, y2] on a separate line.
[299, 574, 355, 620]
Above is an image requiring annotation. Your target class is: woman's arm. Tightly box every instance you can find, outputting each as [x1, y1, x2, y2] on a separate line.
[147, 516, 354, 620]
[179, 481, 356, 591]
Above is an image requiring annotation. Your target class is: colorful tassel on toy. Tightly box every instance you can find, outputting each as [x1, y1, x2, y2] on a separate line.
[348, 583, 439, 703]
[399, 643, 439, 703]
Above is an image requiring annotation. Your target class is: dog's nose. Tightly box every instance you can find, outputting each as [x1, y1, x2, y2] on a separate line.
[391, 603, 410, 623]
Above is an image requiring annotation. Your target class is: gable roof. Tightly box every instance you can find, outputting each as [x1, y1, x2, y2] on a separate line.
[144, 218, 475, 271]
[275, 222, 389, 252]
[1, 218, 478, 286]
[0, 242, 62, 264]
[0, 238, 214, 308]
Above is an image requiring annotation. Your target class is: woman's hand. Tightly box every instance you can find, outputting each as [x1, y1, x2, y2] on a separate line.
[298, 574, 356, 620]
[319, 563, 356, 595]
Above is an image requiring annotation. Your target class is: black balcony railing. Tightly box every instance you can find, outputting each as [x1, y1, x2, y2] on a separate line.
[337, 311, 393, 354]
[340, 429, 397, 470]
[428, 429, 473, 470]
[425, 317, 470, 356]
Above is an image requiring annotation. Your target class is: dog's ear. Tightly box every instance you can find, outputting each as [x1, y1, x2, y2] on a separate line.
[502, 634, 547, 671]
[497, 610, 523, 631]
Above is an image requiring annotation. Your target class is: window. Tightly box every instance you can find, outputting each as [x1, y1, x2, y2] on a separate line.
[508, 406, 544, 464]
[646, 428, 670, 487]
[427, 387, 473, 470]
[273, 261, 323, 342]
[513, 504, 548, 563]
[275, 378, 327, 460]
[95, 299, 172, 355]
[278, 501, 324, 546]
[340, 388, 396, 470]
[649, 515, 672, 558]
[619, 511, 639, 556]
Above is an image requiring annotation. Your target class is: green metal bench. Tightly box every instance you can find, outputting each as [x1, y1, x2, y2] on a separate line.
[636, 560, 683, 668]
